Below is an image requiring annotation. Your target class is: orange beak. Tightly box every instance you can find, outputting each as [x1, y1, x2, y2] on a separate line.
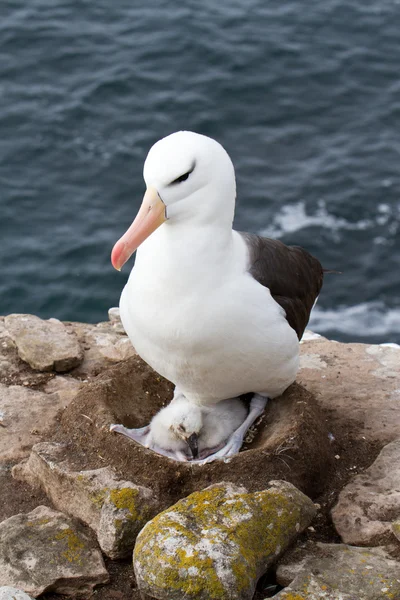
[111, 186, 167, 271]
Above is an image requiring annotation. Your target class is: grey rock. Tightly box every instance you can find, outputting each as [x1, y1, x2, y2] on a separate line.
[4, 314, 83, 372]
[108, 307, 126, 334]
[108, 307, 121, 323]
[275, 542, 400, 600]
[332, 439, 400, 545]
[274, 572, 352, 599]
[42, 375, 82, 403]
[0, 384, 76, 462]
[67, 321, 134, 377]
[392, 519, 400, 542]
[0, 588, 34, 600]
[133, 480, 316, 600]
[0, 505, 109, 597]
[13, 442, 158, 559]
[299, 336, 400, 444]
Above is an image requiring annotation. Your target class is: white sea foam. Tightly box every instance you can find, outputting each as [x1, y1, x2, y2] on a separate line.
[259, 200, 397, 240]
[309, 302, 400, 338]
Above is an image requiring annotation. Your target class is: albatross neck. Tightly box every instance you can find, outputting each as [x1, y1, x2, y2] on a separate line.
[136, 219, 236, 290]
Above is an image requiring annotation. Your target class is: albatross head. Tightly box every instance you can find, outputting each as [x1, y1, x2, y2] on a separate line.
[149, 397, 203, 460]
[111, 131, 236, 270]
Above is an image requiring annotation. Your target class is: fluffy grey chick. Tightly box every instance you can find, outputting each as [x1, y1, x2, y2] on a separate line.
[147, 395, 248, 461]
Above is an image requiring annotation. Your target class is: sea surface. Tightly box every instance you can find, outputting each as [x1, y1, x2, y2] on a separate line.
[1, 0, 400, 344]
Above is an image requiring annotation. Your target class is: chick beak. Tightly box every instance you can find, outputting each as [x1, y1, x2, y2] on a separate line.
[186, 432, 199, 460]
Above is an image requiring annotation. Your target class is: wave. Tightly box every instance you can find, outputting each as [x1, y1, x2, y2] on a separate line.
[259, 199, 397, 242]
[309, 301, 400, 339]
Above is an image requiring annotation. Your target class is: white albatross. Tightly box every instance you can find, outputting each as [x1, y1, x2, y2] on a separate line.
[110, 131, 323, 463]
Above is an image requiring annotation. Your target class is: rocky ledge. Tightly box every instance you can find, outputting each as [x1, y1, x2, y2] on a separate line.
[0, 312, 400, 599]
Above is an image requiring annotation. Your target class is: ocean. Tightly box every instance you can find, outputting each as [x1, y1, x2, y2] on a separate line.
[1, 0, 400, 344]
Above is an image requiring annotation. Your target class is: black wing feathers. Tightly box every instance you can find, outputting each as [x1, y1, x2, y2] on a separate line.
[241, 233, 324, 340]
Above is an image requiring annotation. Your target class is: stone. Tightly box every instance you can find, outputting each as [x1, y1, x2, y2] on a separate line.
[13, 442, 159, 559]
[0, 384, 77, 462]
[4, 314, 83, 372]
[67, 321, 135, 377]
[133, 480, 316, 600]
[42, 376, 82, 404]
[108, 308, 126, 334]
[274, 572, 351, 599]
[108, 307, 121, 323]
[392, 519, 400, 542]
[275, 542, 400, 600]
[332, 439, 400, 545]
[299, 335, 400, 444]
[0, 588, 34, 600]
[0, 505, 109, 596]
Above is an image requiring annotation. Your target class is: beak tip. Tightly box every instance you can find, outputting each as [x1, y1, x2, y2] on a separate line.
[186, 432, 199, 460]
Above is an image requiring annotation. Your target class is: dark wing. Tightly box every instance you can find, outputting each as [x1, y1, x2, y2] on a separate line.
[241, 232, 324, 340]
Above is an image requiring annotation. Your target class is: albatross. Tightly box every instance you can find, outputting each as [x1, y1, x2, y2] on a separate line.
[110, 131, 323, 463]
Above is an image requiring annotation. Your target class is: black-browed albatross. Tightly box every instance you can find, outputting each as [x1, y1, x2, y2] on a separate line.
[110, 131, 323, 463]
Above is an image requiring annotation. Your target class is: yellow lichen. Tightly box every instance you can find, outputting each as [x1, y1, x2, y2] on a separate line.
[26, 517, 51, 527]
[109, 487, 140, 520]
[134, 484, 313, 599]
[55, 527, 85, 565]
[89, 488, 109, 508]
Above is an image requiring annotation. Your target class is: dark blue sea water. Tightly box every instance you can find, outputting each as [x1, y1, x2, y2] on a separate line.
[1, 0, 400, 344]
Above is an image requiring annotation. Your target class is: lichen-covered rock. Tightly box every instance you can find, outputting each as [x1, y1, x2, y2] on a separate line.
[274, 572, 349, 599]
[0, 506, 108, 596]
[133, 481, 316, 600]
[276, 541, 400, 600]
[0, 588, 34, 600]
[4, 314, 83, 372]
[332, 439, 400, 545]
[13, 442, 158, 559]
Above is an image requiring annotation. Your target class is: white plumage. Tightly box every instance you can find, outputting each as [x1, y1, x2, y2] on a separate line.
[110, 131, 322, 462]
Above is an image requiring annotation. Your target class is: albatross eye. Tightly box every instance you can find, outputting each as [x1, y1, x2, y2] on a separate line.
[171, 172, 190, 184]
[170, 163, 195, 185]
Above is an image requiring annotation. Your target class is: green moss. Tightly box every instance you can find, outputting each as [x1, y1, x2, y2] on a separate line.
[55, 527, 85, 565]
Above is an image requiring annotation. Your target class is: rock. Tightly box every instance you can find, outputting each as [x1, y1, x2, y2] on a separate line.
[332, 439, 400, 545]
[4, 314, 83, 372]
[133, 481, 316, 600]
[392, 519, 400, 542]
[0, 319, 19, 380]
[42, 376, 82, 404]
[88, 330, 135, 362]
[0, 505, 109, 596]
[299, 335, 400, 444]
[0, 588, 34, 600]
[108, 307, 127, 334]
[108, 307, 121, 323]
[0, 384, 78, 462]
[274, 572, 350, 599]
[275, 542, 400, 600]
[67, 321, 135, 376]
[13, 442, 159, 559]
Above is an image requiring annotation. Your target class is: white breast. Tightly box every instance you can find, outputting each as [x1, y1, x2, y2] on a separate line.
[120, 229, 299, 404]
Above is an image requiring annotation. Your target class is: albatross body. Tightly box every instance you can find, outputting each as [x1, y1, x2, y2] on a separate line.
[110, 131, 323, 462]
[121, 228, 300, 402]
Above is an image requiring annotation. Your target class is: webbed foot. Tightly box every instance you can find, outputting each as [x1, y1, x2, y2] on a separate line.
[193, 394, 268, 464]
